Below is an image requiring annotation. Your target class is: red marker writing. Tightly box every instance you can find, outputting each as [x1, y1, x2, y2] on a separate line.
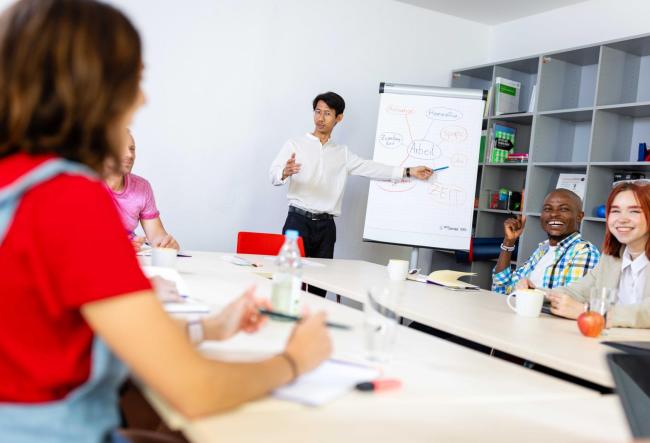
[355, 379, 402, 392]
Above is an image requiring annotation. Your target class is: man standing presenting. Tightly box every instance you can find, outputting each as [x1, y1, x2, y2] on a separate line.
[269, 92, 432, 293]
[492, 188, 600, 294]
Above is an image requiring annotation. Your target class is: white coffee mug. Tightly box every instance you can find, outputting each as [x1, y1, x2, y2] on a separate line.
[507, 289, 545, 318]
[151, 247, 178, 268]
[387, 259, 409, 281]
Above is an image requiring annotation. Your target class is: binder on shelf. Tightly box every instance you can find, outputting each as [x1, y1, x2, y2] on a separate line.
[495, 77, 521, 115]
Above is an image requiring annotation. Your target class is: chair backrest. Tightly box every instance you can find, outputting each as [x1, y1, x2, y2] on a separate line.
[236, 231, 305, 257]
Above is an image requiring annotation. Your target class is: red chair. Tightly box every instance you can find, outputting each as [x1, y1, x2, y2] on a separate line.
[236, 231, 306, 257]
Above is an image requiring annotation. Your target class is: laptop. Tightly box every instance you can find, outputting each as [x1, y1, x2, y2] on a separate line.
[606, 352, 650, 438]
[603, 341, 650, 353]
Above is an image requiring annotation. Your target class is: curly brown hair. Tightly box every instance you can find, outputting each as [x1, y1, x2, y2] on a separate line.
[0, 0, 142, 171]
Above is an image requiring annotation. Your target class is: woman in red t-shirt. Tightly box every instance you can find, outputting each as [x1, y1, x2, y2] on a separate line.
[0, 1, 331, 441]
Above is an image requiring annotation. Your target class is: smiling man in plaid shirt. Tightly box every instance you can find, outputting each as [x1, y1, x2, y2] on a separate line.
[492, 189, 600, 295]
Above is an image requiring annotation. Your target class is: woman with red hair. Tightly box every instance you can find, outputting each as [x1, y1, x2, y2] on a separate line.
[548, 182, 650, 327]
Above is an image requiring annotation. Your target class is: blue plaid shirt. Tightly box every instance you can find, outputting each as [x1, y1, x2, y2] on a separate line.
[492, 232, 600, 295]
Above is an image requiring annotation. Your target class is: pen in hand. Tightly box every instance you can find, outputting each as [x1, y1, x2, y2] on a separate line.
[258, 308, 352, 330]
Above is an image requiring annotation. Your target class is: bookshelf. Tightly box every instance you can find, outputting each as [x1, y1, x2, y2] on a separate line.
[448, 33, 650, 290]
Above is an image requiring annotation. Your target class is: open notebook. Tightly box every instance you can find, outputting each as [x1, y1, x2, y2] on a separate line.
[408, 270, 478, 290]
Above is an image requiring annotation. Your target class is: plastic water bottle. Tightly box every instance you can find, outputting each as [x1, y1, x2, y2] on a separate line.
[271, 230, 302, 315]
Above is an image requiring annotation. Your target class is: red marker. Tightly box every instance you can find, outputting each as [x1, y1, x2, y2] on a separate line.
[355, 379, 402, 392]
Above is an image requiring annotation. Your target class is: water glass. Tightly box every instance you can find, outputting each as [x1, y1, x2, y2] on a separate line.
[364, 286, 400, 363]
[589, 288, 618, 333]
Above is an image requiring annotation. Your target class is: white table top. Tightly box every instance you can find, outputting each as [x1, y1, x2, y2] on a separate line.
[141, 252, 632, 443]
[224, 253, 650, 388]
[182, 395, 629, 443]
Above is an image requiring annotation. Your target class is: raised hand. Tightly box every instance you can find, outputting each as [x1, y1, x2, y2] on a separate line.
[503, 214, 526, 246]
[282, 153, 302, 180]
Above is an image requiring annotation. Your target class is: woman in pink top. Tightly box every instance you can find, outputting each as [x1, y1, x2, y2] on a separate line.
[105, 131, 180, 249]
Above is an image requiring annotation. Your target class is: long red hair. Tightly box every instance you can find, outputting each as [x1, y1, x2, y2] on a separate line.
[603, 182, 650, 257]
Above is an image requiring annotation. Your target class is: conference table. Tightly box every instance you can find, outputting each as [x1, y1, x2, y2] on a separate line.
[140, 251, 634, 442]
[230, 253, 650, 389]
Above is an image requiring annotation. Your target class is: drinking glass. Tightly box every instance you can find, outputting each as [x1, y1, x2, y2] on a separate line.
[588, 287, 618, 335]
[364, 286, 400, 362]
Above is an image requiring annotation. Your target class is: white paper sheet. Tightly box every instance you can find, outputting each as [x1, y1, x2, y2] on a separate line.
[141, 266, 211, 314]
[272, 359, 380, 406]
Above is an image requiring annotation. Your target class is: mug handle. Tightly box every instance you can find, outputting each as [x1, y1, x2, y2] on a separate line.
[507, 292, 517, 313]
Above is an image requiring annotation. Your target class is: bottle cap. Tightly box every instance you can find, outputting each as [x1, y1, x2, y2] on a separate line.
[284, 229, 299, 240]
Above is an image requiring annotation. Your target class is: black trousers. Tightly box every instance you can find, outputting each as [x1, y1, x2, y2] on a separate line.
[282, 211, 336, 297]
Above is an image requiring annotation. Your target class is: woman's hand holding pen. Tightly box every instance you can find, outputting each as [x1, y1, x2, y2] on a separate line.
[283, 311, 332, 376]
[202, 285, 271, 341]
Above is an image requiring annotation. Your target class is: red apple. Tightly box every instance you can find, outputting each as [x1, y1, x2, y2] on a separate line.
[577, 311, 605, 337]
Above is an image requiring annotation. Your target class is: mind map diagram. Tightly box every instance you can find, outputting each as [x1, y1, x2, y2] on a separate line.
[374, 101, 475, 207]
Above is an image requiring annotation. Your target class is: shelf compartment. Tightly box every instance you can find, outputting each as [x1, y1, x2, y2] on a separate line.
[590, 108, 650, 162]
[478, 166, 526, 211]
[581, 219, 606, 250]
[494, 57, 539, 115]
[589, 161, 650, 171]
[537, 47, 599, 112]
[583, 165, 637, 219]
[526, 165, 587, 213]
[533, 162, 588, 168]
[488, 113, 534, 124]
[582, 216, 605, 223]
[480, 208, 522, 215]
[473, 210, 514, 238]
[531, 112, 592, 163]
[537, 108, 593, 121]
[597, 36, 650, 106]
[483, 163, 528, 168]
[488, 118, 533, 159]
[596, 102, 650, 118]
[452, 66, 494, 91]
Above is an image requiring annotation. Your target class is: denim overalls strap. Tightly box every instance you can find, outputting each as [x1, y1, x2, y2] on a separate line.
[0, 158, 130, 443]
[0, 158, 93, 243]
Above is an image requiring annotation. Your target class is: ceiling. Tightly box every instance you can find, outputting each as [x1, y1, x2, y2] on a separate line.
[395, 0, 591, 25]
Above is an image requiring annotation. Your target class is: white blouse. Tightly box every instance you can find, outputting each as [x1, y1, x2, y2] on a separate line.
[617, 248, 649, 306]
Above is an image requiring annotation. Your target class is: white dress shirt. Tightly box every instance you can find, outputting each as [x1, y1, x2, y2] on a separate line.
[528, 246, 557, 288]
[618, 248, 649, 305]
[269, 133, 403, 216]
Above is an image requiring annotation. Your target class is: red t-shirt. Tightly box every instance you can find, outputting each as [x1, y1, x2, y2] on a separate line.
[0, 153, 152, 403]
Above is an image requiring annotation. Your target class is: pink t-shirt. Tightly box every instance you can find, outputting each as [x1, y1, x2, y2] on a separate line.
[108, 173, 159, 234]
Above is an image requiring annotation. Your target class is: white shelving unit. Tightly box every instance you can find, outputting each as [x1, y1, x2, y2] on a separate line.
[446, 33, 650, 289]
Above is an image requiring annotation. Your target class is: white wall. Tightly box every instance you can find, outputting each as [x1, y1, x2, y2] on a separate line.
[488, 0, 650, 62]
[105, 0, 489, 264]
